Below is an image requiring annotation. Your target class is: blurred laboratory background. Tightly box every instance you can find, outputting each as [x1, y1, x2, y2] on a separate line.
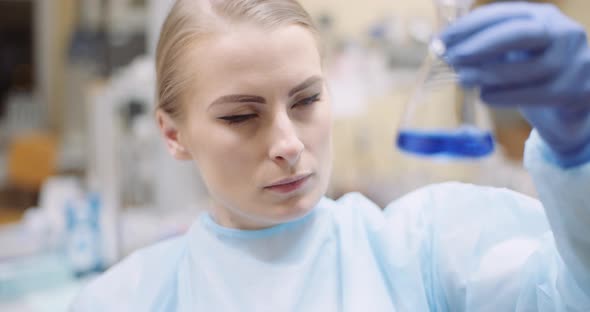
[0, 0, 588, 310]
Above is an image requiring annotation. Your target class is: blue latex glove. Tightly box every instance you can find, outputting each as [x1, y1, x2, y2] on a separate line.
[440, 3, 590, 168]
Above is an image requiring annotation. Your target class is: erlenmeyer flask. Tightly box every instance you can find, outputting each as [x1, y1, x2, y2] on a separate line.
[396, 0, 495, 159]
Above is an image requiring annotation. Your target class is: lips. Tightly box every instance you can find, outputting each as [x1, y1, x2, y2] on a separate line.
[264, 173, 312, 194]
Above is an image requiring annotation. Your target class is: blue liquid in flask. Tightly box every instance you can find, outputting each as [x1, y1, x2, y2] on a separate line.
[397, 126, 494, 158]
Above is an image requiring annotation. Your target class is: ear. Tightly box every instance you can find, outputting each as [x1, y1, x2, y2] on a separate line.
[156, 109, 192, 160]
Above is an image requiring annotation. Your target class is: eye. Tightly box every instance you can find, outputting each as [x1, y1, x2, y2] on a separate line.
[218, 114, 257, 124]
[294, 93, 321, 108]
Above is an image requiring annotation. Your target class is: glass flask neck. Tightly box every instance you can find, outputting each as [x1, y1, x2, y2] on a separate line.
[434, 1, 470, 30]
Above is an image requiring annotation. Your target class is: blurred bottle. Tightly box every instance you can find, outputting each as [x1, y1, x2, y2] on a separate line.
[65, 192, 103, 277]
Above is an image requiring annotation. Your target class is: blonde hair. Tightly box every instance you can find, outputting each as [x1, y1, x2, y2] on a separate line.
[156, 0, 319, 120]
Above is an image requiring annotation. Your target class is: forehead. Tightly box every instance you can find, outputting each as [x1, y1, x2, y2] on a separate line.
[185, 24, 323, 98]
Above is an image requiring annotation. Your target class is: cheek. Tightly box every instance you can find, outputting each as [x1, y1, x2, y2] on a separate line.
[307, 104, 333, 195]
[187, 123, 259, 195]
[307, 102, 333, 161]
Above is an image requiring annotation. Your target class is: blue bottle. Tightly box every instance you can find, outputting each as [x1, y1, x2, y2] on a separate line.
[65, 193, 103, 277]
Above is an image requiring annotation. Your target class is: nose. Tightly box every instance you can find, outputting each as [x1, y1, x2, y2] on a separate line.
[268, 113, 304, 168]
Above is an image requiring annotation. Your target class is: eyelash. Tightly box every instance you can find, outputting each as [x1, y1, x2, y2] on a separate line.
[219, 114, 257, 124]
[295, 93, 321, 107]
[219, 93, 321, 125]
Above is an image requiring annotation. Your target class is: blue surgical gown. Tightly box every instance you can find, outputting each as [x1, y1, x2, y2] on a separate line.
[71, 131, 590, 311]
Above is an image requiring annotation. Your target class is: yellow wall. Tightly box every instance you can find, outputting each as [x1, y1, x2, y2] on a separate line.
[300, 0, 590, 38]
[560, 1, 590, 31]
[299, 0, 435, 39]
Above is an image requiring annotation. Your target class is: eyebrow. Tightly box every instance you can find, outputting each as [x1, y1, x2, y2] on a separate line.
[208, 75, 323, 110]
[288, 75, 323, 97]
[209, 95, 266, 109]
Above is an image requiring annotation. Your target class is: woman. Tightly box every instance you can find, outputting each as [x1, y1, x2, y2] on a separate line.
[72, 0, 590, 310]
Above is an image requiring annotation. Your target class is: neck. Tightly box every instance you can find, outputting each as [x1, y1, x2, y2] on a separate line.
[210, 202, 278, 231]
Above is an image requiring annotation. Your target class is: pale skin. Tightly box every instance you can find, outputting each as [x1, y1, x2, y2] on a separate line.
[157, 24, 333, 230]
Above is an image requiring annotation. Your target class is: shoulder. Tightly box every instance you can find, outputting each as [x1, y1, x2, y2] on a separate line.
[323, 192, 384, 230]
[385, 181, 544, 224]
[70, 236, 187, 311]
[329, 182, 546, 233]
[381, 181, 548, 249]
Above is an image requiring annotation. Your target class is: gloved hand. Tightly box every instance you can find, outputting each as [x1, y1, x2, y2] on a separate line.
[439, 2, 590, 168]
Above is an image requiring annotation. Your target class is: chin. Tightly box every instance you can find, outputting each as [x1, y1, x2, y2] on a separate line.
[268, 185, 325, 224]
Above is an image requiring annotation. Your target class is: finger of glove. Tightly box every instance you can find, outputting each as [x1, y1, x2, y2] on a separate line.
[444, 18, 549, 66]
[519, 107, 571, 152]
[520, 106, 590, 157]
[455, 49, 562, 87]
[466, 36, 575, 92]
[480, 83, 557, 107]
[440, 2, 533, 47]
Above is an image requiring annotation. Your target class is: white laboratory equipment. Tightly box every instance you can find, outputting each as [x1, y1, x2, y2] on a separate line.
[86, 56, 207, 266]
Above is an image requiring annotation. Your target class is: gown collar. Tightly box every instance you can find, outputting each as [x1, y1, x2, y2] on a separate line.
[198, 197, 331, 240]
